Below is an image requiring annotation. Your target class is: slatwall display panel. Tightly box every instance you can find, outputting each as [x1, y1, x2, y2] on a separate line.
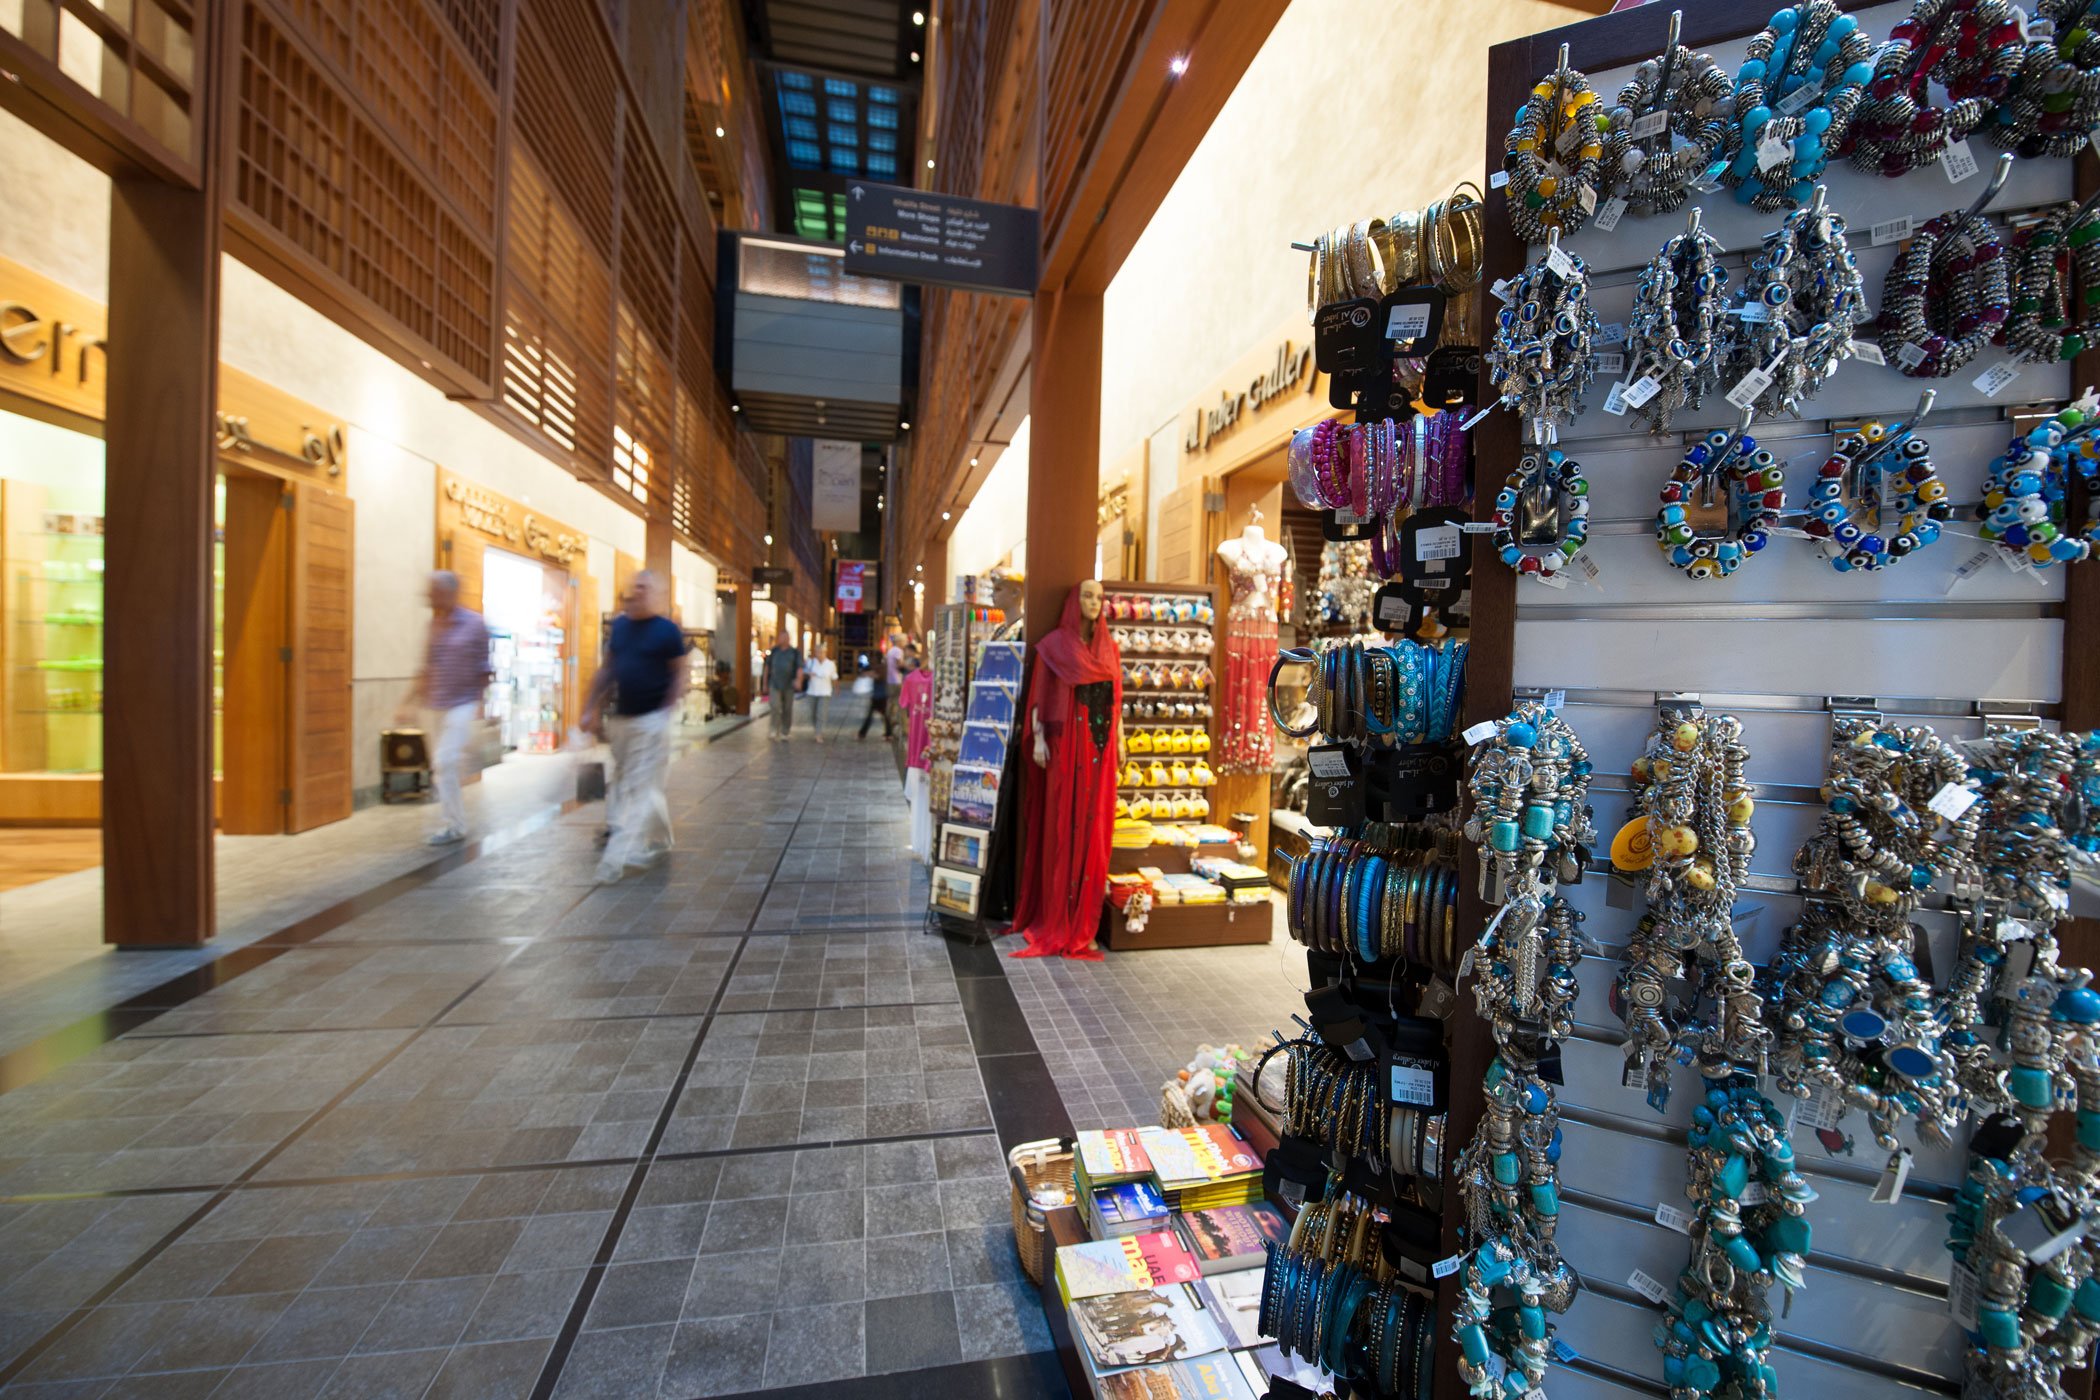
[1491, 6, 2077, 1395]
[235, 2, 495, 387]
[515, 0, 616, 260]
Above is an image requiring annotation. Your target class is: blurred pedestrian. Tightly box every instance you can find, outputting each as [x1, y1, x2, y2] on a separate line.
[582, 571, 689, 883]
[765, 634, 802, 741]
[859, 635, 900, 741]
[397, 570, 490, 846]
[801, 640, 838, 742]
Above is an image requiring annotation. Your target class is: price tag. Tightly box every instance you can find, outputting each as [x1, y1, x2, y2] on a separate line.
[1308, 747, 1352, 780]
[1974, 361, 2022, 398]
[1942, 137, 1980, 183]
[1416, 524, 1463, 561]
[1629, 108, 1670, 140]
[1793, 1082, 1846, 1133]
[1597, 321, 1628, 346]
[1726, 367, 1773, 410]
[1490, 169, 1510, 190]
[1460, 521, 1498, 534]
[1390, 1056, 1438, 1106]
[1593, 195, 1628, 232]
[1757, 129, 1792, 171]
[1734, 301, 1772, 323]
[1545, 244, 1578, 281]
[1740, 1181, 1769, 1207]
[1929, 782, 1980, 821]
[1691, 160, 1728, 193]
[1386, 304, 1433, 346]
[1627, 1268, 1671, 1305]
[1949, 1263, 1982, 1330]
[1490, 278, 1513, 303]
[1461, 404, 1497, 430]
[1621, 1056, 1648, 1089]
[1602, 380, 1632, 416]
[1551, 1338, 1580, 1364]
[1542, 689, 1567, 711]
[1533, 568, 1571, 590]
[1998, 918, 2045, 943]
[1622, 375, 1663, 408]
[1947, 546, 1997, 592]
[1568, 551, 1599, 586]
[1457, 945, 1478, 979]
[1576, 184, 1597, 215]
[1896, 342, 1929, 370]
[1593, 350, 1627, 377]
[1433, 1253, 1464, 1280]
[1870, 215, 1914, 246]
[1777, 77, 1825, 117]
[1463, 720, 1501, 746]
[1870, 1148, 1914, 1204]
[1850, 340, 1886, 366]
[1654, 1201, 1694, 1234]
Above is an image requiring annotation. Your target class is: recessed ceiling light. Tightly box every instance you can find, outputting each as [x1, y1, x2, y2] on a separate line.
[714, 125, 725, 137]
[900, 421, 911, 430]
[942, 511, 951, 520]
[912, 9, 924, 23]
[910, 51, 920, 62]
[1168, 55, 1188, 75]
[968, 456, 979, 466]
[925, 158, 935, 169]
[764, 533, 774, 545]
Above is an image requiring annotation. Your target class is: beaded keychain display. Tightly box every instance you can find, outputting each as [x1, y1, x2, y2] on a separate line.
[1622, 212, 1731, 432]
[1656, 1072, 1815, 1399]
[1504, 48, 1604, 244]
[1988, 0, 2100, 157]
[1877, 209, 2013, 378]
[1771, 717, 1980, 1148]
[1845, 0, 2026, 177]
[1654, 424, 1787, 579]
[1600, 40, 1738, 218]
[1487, 239, 1601, 431]
[1978, 396, 2099, 569]
[1492, 445, 1591, 578]
[1723, 193, 1866, 415]
[1725, 0, 1876, 211]
[2003, 203, 2100, 364]
[1617, 708, 1762, 1107]
[1801, 414, 1953, 571]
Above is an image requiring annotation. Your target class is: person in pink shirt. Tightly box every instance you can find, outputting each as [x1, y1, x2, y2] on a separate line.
[899, 653, 935, 856]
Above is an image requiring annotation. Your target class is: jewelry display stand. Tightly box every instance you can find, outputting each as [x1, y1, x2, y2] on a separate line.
[1439, 4, 2100, 1397]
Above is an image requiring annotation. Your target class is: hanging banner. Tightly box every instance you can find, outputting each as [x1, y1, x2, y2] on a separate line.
[812, 438, 863, 532]
[837, 560, 872, 614]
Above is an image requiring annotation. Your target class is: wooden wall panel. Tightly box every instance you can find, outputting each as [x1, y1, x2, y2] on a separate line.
[219, 473, 290, 834]
[288, 481, 353, 832]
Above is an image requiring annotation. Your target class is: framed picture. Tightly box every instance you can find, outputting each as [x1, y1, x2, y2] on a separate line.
[932, 866, 982, 917]
[948, 763, 1001, 825]
[940, 823, 990, 871]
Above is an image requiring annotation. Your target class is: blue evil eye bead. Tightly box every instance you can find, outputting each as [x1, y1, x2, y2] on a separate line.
[1704, 431, 1729, 451]
[1833, 521, 1863, 546]
[1743, 530, 1769, 552]
[1716, 542, 1742, 564]
[1832, 554, 1855, 572]
[1671, 544, 1696, 566]
[1496, 488, 1519, 509]
[1762, 282, 1790, 307]
[1661, 504, 1687, 526]
[1858, 535, 1885, 556]
[1840, 1008, 1888, 1040]
[2011, 472, 2043, 495]
[1501, 546, 1524, 567]
[1521, 300, 1541, 320]
[1498, 307, 1516, 330]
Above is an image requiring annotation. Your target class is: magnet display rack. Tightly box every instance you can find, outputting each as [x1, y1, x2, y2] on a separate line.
[1446, 5, 2100, 1398]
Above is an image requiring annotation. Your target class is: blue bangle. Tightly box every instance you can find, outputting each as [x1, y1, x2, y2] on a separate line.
[1355, 855, 1388, 961]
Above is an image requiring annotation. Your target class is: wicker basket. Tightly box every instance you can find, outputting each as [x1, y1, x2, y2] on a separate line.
[1007, 1137, 1075, 1286]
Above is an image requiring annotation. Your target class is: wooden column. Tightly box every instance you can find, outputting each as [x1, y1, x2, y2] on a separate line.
[731, 586, 753, 715]
[922, 534, 948, 616]
[102, 166, 222, 945]
[1024, 286, 1103, 646]
[644, 516, 674, 579]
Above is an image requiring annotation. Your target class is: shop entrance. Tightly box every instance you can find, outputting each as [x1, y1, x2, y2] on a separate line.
[215, 464, 355, 835]
[481, 546, 568, 755]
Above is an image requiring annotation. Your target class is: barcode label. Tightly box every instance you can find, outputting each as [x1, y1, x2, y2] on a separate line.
[1654, 1202, 1694, 1233]
[1489, 278, 1513, 303]
[1630, 109, 1670, 139]
[1593, 195, 1627, 232]
[1433, 1253, 1464, 1280]
[1387, 303, 1433, 343]
[1623, 375, 1663, 408]
[1949, 1263, 1982, 1329]
[1942, 137, 1980, 183]
[1593, 350, 1627, 377]
[1726, 368, 1773, 410]
[1545, 244, 1578, 281]
[1870, 216, 1913, 246]
[1597, 321, 1628, 346]
[1974, 361, 2021, 398]
[1602, 381, 1631, 416]
[1850, 340, 1886, 366]
[1463, 720, 1500, 746]
[1777, 78, 1825, 117]
[1734, 302, 1771, 322]
[1896, 343, 1929, 370]
[1929, 783, 1980, 821]
[1417, 525, 1462, 561]
[1627, 1268, 1671, 1304]
[1490, 169, 1510, 190]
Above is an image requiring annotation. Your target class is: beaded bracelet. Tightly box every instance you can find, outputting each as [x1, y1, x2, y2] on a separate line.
[1978, 398, 2099, 568]
[1654, 427, 1786, 579]
[1504, 57, 1604, 243]
[1724, 197, 1865, 415]
[1487, 243, 1601, 430]
[1988, 0, 2100, 157]
[1726, 0, 1876, 211]
[1802, 420, 1952, 570]
[2004, 205, 2100, 364]
[1877, 210, 2013, 377]
[1624, 218, 1731, 432]
[1464, 700, 1596, 902]
[1492, 446, 1591, 578]
[1600, 45, 1737, 218]
[1847, 0, 2026, 176]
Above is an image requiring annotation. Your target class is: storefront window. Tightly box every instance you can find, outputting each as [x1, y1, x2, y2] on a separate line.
[1, 407, 105, 779]
[482, 546, 566, 754]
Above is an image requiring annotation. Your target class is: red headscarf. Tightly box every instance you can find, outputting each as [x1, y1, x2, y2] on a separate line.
[1032, 584, 1119, 735]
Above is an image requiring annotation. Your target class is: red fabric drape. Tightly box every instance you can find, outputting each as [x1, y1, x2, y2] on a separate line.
[1008, 586, 1122, 960]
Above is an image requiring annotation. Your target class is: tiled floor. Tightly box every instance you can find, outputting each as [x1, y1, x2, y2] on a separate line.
[0, 698, 1314, 1397]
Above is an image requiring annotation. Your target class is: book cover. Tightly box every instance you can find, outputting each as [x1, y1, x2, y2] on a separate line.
[1071, 1284, 1227, 1374]
[1096, 1353, 1258, 1400]
[1093, 1180, 1171, 1234]
[1056, 1229, 1202, 1300]
[1136, 1125, 1208, 1189]
[1077, 1129, 1154, 1183]
[1195, 1267, 1271, 1350]
[975, 641, 1025, 687]
[1187, 1124, 1263, 1181]
[1180, 1205, 1289, 1273]
[958, 719, 1009, 767]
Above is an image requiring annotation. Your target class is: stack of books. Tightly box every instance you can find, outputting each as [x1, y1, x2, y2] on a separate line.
[1138, 1124, 1265, 1212]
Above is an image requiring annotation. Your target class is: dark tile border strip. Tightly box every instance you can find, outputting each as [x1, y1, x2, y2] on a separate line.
[116, 997, 961, 1042]
[938, 929, 1075, 1151]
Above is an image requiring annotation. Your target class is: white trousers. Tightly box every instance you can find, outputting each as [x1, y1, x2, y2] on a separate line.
[603, 707, 674, 869]
[430, 702, 478, 835]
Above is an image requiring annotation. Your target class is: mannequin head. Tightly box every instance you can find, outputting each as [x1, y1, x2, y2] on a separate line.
[990, 569, 1024, 617]
[1077, 578, 1103, 621]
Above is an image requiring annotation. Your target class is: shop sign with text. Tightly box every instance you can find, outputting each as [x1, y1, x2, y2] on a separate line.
[1184, 338, 1316, 455]
[440, 471, 584, 565]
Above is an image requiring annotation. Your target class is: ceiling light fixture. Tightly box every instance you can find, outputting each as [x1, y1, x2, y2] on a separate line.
[925, 158, 935, 169]
[942, 511, 951, 520]
[912, 8, 924, 23]
[1169, 54, 1189, 75]
[714, 125, 725, 137]
[764, 533, 774, 545]
[900, 421, 911, 430]
[968, 456, 979, 466]
[910, 50, 920, 62]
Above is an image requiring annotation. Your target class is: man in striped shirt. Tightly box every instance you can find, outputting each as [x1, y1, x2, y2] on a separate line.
[400, 570, 491, 845]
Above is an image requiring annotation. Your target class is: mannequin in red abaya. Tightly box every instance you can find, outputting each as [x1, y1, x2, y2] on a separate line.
[1008, 579, 1121, 960]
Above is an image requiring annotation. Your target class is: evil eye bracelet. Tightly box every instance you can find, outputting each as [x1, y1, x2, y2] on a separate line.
[1654, 428, 1786, 579]
[1487, 243, 1601, 430]
[1726, 0, 1876, 212]
[1988, 0, 2100, 157]
[1978, 399, 2097, 568]
[2003, 204, 2100, 364]
[1801, 420, 1952, 570]
[1725, 197, 1865, 415]
[1600, 43, 1738, 218]
[1492, 446, 1591, 577]
[1504, 56, 1604, 243]
[1624, 217, 1731, 432]
[1847, 0, 2026, 176]
[1877, 210, 2013, 378]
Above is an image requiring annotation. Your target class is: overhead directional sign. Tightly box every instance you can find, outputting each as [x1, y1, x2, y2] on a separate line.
[841, 182, 1039, 298]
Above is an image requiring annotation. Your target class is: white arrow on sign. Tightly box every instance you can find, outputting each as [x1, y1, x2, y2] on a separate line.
[850, 185, 864, 199]
[849, 241, 862, 253]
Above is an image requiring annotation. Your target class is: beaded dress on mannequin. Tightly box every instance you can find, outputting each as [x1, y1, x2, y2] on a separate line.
[1217, 521, 1287, 775]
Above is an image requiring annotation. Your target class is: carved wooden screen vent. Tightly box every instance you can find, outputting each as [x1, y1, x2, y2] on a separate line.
[502, 147, 616, 479]
[618, 108, 680, 357]
[0, 0, 201, 175]
[614, 300, 674, 515]
[1042, 0, 1146, 245]
[674, 239, 720, 552]
[515, 0, 617, 261]
[235, 1, 495, 386]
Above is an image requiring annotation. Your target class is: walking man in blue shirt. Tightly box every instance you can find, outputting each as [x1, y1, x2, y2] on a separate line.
[582, 571, 689, 883]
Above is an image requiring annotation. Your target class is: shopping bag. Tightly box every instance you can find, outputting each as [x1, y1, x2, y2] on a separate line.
[469, 718, 504, 774]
